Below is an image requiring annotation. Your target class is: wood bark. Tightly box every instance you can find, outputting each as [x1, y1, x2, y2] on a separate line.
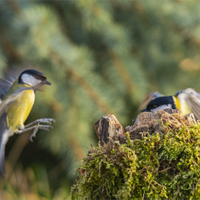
[94, 109, 196, 145]
[94, 115, 125, 145]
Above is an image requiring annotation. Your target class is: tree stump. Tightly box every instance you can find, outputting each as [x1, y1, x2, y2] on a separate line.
[72, 108, 200, 199]
[94, 109, 196, 144]
[94, 115, 125, 145]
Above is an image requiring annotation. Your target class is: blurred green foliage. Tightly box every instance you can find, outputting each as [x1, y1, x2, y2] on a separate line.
[0, 0, 200, 199]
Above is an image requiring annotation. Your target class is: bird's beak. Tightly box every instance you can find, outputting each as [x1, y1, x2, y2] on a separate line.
[44, 80, 52, 85]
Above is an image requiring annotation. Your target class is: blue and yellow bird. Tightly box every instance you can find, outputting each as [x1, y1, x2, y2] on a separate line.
[141, 88, 200, 119]
[0, 69, 54, 176]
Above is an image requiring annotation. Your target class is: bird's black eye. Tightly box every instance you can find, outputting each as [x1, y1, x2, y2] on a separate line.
[146, 104, 158, 111]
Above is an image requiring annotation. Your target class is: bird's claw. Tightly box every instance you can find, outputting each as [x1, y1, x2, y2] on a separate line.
[25, 118, 55, 129]
[30, 125, 39, 142]
[36, 118, 55, 125]
[38, 124, 53, 131]
[29, 122, 54, 142]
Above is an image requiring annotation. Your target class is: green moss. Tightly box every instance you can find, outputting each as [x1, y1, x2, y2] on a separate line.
[71, 122, 200, 199]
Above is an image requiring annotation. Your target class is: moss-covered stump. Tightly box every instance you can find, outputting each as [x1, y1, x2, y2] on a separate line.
[71, 110, 200, 199]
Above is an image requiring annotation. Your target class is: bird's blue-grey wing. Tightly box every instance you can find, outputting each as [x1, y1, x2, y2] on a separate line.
[139, 91, 163, 111]
[0, 68, 26, 100]
[0, 78, 14, 100]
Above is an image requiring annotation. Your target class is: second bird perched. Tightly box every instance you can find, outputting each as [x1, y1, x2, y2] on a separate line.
[0, 69, 55, 177]
[141, 88, 200, 120]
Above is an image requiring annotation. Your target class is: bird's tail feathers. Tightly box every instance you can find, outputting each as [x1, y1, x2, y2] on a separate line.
[0, 129, 9, 177]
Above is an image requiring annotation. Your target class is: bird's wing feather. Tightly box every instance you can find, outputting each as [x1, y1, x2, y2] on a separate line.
[181, 88, 200, 120]
[0, 78, 15, 100]
[139, 91, 163, 110]
[0, 68, 28, 100]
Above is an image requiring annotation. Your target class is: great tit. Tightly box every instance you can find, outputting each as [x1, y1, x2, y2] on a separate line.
[0, 69, 54, 176]
[141, 88, 200, 119]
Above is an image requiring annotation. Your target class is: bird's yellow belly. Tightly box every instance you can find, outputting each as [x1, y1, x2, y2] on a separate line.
[173, 96, 192, 116]
[6, 90, 35, 133]
[180, 101, 192, 116]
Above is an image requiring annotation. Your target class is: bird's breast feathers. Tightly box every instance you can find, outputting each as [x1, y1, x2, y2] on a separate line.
[6, 89, 35, 133]
[174, 94, 192, 116]
[173, 96, 181, 110]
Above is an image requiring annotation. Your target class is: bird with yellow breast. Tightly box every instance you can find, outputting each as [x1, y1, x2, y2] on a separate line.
[0, 69, 55, 176]
[141, 88, 200, 120]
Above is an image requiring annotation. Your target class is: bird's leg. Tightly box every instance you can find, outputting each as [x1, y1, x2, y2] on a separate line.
[15, 118, 55, 141]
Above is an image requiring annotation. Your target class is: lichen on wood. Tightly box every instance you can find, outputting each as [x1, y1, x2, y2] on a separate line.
[71, 109, 200, 199]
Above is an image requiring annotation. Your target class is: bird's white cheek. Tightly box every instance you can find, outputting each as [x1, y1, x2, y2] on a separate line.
[21, 74, 41, 86]
[151, 104, 172, 112]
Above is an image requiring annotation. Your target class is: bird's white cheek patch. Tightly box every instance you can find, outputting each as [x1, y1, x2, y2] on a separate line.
[151, 104, 172, 112]
[21, 74, 41, 86]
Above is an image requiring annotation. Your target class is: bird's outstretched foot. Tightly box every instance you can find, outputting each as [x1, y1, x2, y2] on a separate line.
[25, 118, 55, 128]
[16, 118, 55, 142]
[29, 124, 54, 142]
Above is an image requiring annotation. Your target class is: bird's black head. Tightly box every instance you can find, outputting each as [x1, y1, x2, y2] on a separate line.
[18, 69, 51, 87]
[142, 96, 176, 112]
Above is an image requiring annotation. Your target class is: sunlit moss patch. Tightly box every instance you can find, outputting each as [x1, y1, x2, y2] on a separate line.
[71, 117, 200, 199]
